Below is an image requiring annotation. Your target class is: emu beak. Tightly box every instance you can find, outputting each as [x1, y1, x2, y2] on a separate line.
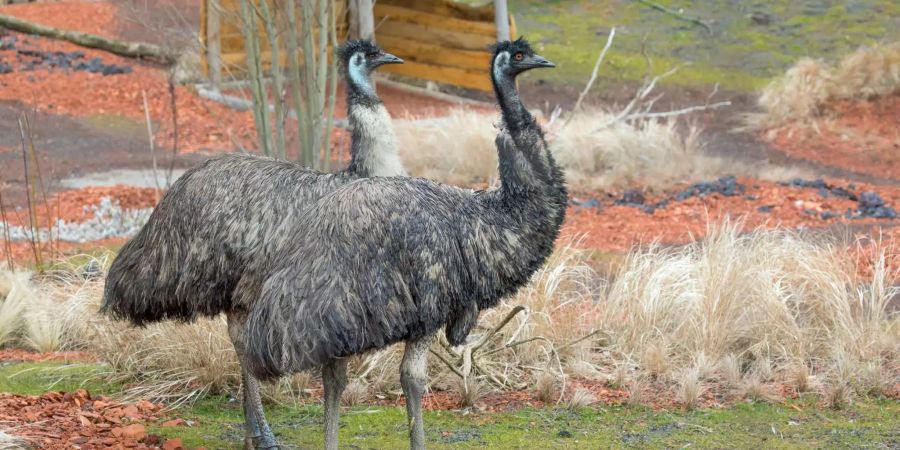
[528, 54, 556, 68]
[375, 52, 404, 66]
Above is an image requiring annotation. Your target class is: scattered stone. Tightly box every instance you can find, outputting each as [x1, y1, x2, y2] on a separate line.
[618, 189, 646, 206]
[162, 437, 184, 450]
[757, 205, 772, 213]
[111, 423, 146, 441]
[570, 198, 601, 209]
[857, 192, 897, 219]
[161, 418, 187, 428]
[675, 176, 744, 201]
[557, 430, 573, 438]
[1, 42, 132, 76]
[785, 178, 857, 200]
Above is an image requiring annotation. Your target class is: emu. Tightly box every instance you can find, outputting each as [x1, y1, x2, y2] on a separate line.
[242, 38, 563, 450]
[101, 40, 404, 449]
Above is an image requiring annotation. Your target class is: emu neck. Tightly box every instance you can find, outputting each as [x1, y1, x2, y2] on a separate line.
[491, 66, 550, 195]
[345, 73, 405, 177]
[491, 66, 529, 132]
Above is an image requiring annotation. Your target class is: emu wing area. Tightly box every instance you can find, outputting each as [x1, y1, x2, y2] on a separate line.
[244, 177, 479, 379]
[103, 154, 350, 324]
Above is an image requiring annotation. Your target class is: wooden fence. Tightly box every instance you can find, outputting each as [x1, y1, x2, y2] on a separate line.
[201, 0, 515, 92]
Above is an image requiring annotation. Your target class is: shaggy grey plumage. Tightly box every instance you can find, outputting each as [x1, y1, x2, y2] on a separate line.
[100, 40, 405, 450]
[243, 38, 564, 450]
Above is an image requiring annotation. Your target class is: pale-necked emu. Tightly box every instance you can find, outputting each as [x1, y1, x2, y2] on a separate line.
[242, 38, 563, 450]
[101, 40, 404, 449]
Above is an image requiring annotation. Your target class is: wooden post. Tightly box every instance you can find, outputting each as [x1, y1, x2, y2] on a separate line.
[206, 0, 222, 88]
[349, 0, 375, 41]
[494, 0, 509, 41]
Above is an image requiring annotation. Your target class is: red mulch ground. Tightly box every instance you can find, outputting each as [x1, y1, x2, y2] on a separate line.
[565, 178, 900, 252]
[766, 94, 900, 180]
[0, 1, 471, 157]
[0, 349, 95, 363]
[0, 389, 194, 450]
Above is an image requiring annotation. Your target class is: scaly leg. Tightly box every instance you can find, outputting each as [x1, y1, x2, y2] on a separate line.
[322, 358, 348, 450]
[227, 311, 279, 449]
[402, 334, 434, 450]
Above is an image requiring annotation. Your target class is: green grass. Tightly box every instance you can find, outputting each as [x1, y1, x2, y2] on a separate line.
[508, 0, 900, 91]
[2, 361, 898, 449]
[0, 361, 116, 396]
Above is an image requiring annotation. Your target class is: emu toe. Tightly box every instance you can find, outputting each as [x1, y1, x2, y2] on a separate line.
[246, 433, 280, 450]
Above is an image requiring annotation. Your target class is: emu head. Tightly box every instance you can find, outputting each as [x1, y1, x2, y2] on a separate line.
[338, 40, 403, 83]
[490, 37, 555, 80]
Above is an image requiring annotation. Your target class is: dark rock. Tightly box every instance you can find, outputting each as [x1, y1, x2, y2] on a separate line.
[557, 430, 573, 438]
[0, 62, 12, 74]
[570, 198, 601, 209]
[757, 205, 772, 213]
[618, 189, 646, 205]
[676, 176, 745, 200]
[856, 192, 897, 219]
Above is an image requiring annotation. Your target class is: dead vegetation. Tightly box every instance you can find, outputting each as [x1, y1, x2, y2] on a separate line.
[1, 221, 895, 409]
[397, 109, 798, 192]
[748, 41, 900, 130]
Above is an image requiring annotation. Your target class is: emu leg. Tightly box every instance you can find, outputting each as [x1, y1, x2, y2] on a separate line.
[322, 358, 348, 450]
[227, 311, 279, 449]
[402, 334, 434, 450]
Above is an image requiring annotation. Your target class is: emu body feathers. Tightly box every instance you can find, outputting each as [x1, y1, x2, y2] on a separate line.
[244, 131, 567, 379]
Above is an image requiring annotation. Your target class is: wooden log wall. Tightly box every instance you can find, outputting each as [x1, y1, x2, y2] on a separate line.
[201, 0, 515, 92]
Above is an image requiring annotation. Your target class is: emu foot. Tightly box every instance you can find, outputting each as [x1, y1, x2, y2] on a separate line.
[245, 433, 280, 450]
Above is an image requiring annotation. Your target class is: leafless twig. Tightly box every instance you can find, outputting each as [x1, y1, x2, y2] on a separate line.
[571, 27, 616, 115]
[141, 90, 162, 202]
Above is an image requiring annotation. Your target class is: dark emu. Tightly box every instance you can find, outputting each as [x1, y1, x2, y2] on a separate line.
[101, 40, 404, 450]
[243, 38, 564, 450]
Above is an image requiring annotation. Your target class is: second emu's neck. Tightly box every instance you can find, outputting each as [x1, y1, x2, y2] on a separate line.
[490, 62, 561, 197]
[463, 59, 567, 308]
[345, 69, 405, 177]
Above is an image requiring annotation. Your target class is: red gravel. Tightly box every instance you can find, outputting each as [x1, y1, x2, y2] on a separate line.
[0, 389, 189, 449]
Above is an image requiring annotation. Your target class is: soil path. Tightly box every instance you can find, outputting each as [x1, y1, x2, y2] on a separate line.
[0, 100, 206, 207]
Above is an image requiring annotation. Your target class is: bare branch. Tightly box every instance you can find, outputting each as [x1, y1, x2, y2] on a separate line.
[572, 27, 616, 114]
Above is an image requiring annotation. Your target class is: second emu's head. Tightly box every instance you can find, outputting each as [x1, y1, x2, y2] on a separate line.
[338, 40, 403, 79]
[490, 37, 555, 80]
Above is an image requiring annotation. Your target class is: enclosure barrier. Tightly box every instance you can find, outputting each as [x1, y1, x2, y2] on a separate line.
[201, 0, 515, 91]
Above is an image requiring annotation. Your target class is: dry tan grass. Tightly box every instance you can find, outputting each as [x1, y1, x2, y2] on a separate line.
[750, 42, 900, 129]
[0, 221, 895, 408]
[565, 388, 595, 410]
[397, 109, 799, 192]
[677, 367, 703, 409]
[534, 371, 560, 403]
[0, 271, 30, 348]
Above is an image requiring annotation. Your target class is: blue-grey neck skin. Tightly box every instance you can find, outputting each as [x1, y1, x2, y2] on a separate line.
[344, 52, 405, 178]
[345, 53, 380, 108]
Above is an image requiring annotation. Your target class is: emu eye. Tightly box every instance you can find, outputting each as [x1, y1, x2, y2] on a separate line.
[366, 51, 379, 58]
[513, 52, 524, 61]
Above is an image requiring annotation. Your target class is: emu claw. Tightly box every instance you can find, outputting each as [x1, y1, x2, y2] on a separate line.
[247, 434, 280, 450]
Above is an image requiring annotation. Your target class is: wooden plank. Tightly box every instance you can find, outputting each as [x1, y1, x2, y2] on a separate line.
[375, 20, 495, 52]
[380, 60, 491, 91]
[376, 35, 490, 72]
[380, 0, 493, 22]
[373, 4, 495, 37]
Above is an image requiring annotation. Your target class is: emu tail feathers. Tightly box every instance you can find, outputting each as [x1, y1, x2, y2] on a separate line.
[244, 288, 291, 380]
